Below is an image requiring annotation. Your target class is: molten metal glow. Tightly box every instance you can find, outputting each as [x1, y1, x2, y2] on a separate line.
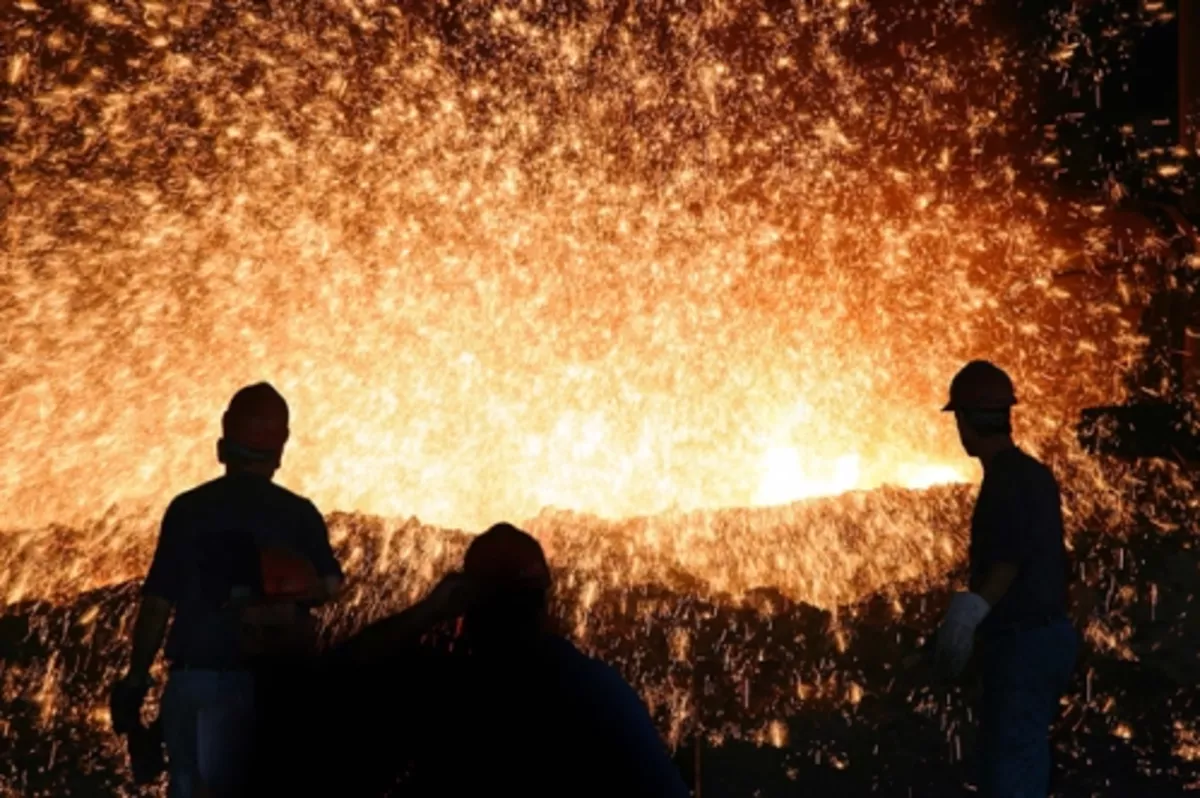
[0, 1, 1164, 607]
[4, 8, 1196, 795]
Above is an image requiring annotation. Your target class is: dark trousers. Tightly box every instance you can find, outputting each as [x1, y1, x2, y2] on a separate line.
[160, 669, 255, 798]
[978, 617, 1078, 798]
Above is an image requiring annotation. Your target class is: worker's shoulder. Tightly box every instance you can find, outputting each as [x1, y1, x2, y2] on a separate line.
[1006, 448, 1061, 492]
[169, 475, 320, 515]
[260, 478, 319, 508]
[167, 476, 227, 511]
[552, 638, 643, 710]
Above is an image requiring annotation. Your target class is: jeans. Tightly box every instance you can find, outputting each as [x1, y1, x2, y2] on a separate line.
[161, 669, 256, 798]
[978, 617, 1078, 798]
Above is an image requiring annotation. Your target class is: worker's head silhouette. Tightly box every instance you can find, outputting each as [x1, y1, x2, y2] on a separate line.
[462, 523, 551, 655]
[943, 361, 1017, 458]
[218, 382, 290, 474]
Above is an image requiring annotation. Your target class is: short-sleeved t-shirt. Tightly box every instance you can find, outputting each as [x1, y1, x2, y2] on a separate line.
[969, 446, 1069, 635]
[142, 472, 342, 669]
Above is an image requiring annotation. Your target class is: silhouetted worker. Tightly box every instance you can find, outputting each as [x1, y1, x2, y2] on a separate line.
[934, 361, 1077, 798]
[328, 523, 690, 798]
[110, 382, 343, 798]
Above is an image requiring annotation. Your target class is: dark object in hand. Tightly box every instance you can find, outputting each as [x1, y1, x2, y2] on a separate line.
[109, 678, 149, 736]
[128, 718, 166, 785]
[239, 604, 319, 658]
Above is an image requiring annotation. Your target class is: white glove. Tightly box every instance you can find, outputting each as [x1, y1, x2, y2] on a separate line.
[934, 591, 991, 678]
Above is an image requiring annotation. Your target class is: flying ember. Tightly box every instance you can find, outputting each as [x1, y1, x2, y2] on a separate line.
[5, 3, 1196, 796]
[1, 1, 1131, 559]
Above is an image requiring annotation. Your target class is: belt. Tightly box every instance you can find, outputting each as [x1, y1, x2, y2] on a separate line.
[168, 662, 250, 673]
[982, 612, 1067, 637]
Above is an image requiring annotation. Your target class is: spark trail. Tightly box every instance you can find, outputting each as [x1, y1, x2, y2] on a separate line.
[1, 0, 1144, 543]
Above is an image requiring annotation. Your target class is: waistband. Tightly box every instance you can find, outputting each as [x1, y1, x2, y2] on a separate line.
[168, 662, 251, 673]
[980, 612, 1069, 638]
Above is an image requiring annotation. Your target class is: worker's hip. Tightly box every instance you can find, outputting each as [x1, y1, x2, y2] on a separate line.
[161, 669, 256, 798]
[979, 616, 1077, 688]
[975, 618, 1077, 797]
[979, 610, 1069, 639]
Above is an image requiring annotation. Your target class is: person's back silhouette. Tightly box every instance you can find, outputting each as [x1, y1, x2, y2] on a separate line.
[314, 523, 689, 798]
[111, 382, 344, 798]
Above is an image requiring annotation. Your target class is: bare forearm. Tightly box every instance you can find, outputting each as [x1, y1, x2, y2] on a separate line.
[976, 562, 1019, 607]
[375, 599, 445, 640]
[348, 598, 447, 660]
[128, 597, 172, 678]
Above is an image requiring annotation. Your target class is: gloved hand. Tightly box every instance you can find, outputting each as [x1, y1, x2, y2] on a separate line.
[109, 673, 151, 736]
[934, 592, 991, 678]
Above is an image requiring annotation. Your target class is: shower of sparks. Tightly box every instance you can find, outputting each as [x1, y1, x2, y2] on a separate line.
[1, 0, 1148, 544]
[0, 2, 1195, 792]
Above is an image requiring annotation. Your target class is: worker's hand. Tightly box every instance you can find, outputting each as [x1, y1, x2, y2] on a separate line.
[109, 673, 151, 736]
[241, 601, 299, 627]
[933, 592, 991, 679]
[423, 571, 479, 621]
[276, 575, 344, 609]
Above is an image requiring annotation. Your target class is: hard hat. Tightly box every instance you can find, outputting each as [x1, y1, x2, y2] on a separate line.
[942, 360, 1018, 412]
[259, 545, 320, 599]
[463, 523, 551, 590]
[220, 382, 290, 460]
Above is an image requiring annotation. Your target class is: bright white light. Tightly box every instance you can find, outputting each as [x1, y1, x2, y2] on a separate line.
[755, 447, 862, 506]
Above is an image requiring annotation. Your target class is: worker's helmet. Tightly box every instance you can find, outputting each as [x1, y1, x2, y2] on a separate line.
[942, 360, 1018, 412]
[219, 382, 290, 463]
[258, 544, 320, 600]
[463, 523, 551, 591]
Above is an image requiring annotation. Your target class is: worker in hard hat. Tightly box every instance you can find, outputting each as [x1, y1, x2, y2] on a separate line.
[110, 382, 344, 798]
[934, 361, 1077, 798]
[327, 523, 690, 798]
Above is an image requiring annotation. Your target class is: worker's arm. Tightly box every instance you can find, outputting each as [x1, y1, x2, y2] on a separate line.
[934, 562, 1020, 677]
[298, 500, 345, 608]
[359, 599, 443, 643]
[341, 573, 475, 662]
[127, 596, 172, 681]
[377, 574, 473, 636]
[111, 501, 183, 734]
[971, 478, 1030, 611]
[975, 561, 1020, 608]
[934, 478, 1030, 678]
[125, 499, 185, 680]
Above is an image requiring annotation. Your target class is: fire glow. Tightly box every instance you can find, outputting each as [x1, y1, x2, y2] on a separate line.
[3, 6, 1198, 795]
[0, 0, 1150, 601]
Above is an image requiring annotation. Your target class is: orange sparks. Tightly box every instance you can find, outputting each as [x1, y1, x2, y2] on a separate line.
[0, 0, 1160, 609]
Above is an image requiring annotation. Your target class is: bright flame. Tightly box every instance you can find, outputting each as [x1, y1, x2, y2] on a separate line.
[0, 0, 1163, 625]
[756, 448, 863, 506]
[755, 449, 970, 505]
[0, 0, 1128, 539]
[895, 463, 974, 491]
[0, 5, 1187, 792]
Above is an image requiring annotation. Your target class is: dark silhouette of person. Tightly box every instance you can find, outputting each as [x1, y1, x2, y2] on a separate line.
[933, 361, 1078, 797]
[314, 522, 690, 798]
[110, 382, 343, 797]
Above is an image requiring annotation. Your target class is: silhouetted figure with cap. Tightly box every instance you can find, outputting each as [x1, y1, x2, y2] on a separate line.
[933, 361, 1077, 797]
[110, 382, 344, 797]
[322, 522, 689, 798]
